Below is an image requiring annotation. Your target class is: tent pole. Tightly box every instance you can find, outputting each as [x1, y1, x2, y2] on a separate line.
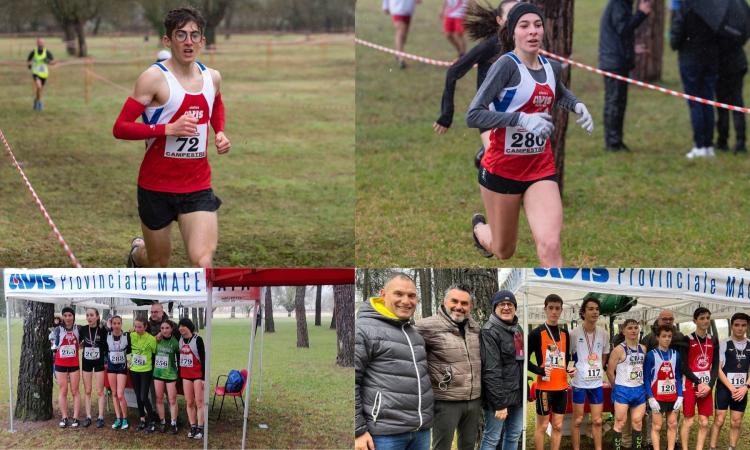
[257, 294, 265, 401]
[241, 298, 259, 450]
[522, 271, 529, 450]
[203, 274, 213, 450]
[6, 294, 15, 433]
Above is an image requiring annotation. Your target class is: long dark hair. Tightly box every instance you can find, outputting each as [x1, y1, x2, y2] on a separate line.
[464, 0, 518, 42]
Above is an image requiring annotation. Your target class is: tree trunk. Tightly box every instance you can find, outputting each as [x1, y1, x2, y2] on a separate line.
[633, 0, 665, 82]
[135, 310, 148, 323]
[191, 308, 198, 326]
[264, 287, 275, 333]
[198, 308, 205, 329]
[230, 307, 235, 319]
[74, 20, 87, 57]
[15, 301, 54, 421]
[315, 285, 322, 326]
[330, 305, 336, 329]
[362, 269, 371, 303]
[63, 22, 76, 56]
[295, 286, 309, 348]
[419, 269, 433, 318]
[530, 0, 574, 195]
[334, 285, 355, 367]
[202, 0, 232, 48]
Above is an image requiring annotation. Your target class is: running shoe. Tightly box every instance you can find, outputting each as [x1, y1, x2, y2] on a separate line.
[146, 422, 156, 433]
[685, 147, 707, 159]
[38, 101, 43, 112]
[193, 427, 203, 439]
[187, 425, 197, 438]
[170, 423, 178, 434]
[136, 420, 146, 432]
[112, 418, 122, 430]
[126, 237, 144, 268]
[83, 416, 92, 427]
[705, 146, 716, 157]
[96, 417, 104, 428]
[70, 418, 80, 428]
[120, 419, 129, 430]
[159, 420, 166, 433]
[471, 213, 494, 258]
[58, 418, 68, 428]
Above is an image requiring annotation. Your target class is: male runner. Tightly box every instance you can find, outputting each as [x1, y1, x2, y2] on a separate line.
[709, 312, 750, 450]
[27, 38, 54, 111]
[644, 325, 683, 450]
[528, 294, 576, 450]
[607, 319, 647, 450]
[680, 307, 719, 450]
[440, 0, 467, 57]
[113, 7, 230, 268]
[570, 297, 609, 450]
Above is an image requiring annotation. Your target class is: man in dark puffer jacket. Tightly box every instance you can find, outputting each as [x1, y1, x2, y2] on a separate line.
[477, 290, 525, 450]
[355, 273, 434, 450]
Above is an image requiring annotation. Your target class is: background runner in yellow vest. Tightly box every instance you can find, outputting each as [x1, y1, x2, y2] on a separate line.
[27, 38, 54, 112]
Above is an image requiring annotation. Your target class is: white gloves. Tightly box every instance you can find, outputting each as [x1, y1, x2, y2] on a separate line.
[673, 397, 683, 411]
[518, 112, 554, 139]
[648, 397, 660, 412]
[574, 103, 594, 134]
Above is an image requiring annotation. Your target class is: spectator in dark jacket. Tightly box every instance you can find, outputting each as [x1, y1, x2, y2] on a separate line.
[478, 290, 524, 450]
[670, 0, 720, 159]
[599, 0, 651, 152]
[355, 273, 434, 450]
[716, 36, 747, 154]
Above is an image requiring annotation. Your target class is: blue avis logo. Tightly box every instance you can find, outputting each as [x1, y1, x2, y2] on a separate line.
[8, 273, 56, 289]
[532, 268, 609, 283]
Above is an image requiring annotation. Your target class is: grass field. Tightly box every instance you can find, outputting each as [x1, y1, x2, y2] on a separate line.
[0, 315, 352, 449]
[0, 33, 353, 268]
[355, 0, 750, 266]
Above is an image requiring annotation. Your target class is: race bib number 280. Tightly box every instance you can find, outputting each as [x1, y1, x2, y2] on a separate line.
[165, 123, 207, 159]
[504, 126, 547, 155]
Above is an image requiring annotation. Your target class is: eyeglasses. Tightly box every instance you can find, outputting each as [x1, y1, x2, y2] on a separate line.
[498, 302, 515, 309]
[174, 30, 202, 43]
[438, 367, 452, 391]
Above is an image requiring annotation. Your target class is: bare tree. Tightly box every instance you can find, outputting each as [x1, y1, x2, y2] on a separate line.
[201, 0, 233, 47]
[419, 268, 433, 318]
[15, 301, 54, 421]
[633, 0, 665, 81]
[334, 284, 354, 367]
[264, 286, 275, 333]
[47, 0, 102, 57]
[295, 286, 309, 348]
[315, 285, 322, 326]
[530, 0, 574, 194]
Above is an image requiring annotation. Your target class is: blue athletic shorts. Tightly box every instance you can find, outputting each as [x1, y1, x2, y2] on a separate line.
[572, 386, 604, 405]
[613, 385, 646, 407]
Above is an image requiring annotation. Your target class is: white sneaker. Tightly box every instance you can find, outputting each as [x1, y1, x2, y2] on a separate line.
[705, 146, 716, 157]
[685, 147, 706, 159]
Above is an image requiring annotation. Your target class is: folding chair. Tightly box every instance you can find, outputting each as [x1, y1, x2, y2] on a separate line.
[211, 369, 248, 420]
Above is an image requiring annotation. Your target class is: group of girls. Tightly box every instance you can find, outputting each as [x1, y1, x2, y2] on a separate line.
[50, 306, 206, 439]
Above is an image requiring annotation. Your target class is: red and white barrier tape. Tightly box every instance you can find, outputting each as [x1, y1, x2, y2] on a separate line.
[85, 68, 131, 93]
[0, 128, 82, 268]
[355, 38, 750, 114]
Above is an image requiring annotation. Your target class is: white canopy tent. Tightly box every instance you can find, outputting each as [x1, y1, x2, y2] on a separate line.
[4, 267, 355, 450]
[498, 268, 750, 450]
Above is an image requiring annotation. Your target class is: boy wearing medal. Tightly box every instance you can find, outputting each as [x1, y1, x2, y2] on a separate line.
[709, 312, 750, 450]
[680, 307, 719, 450]
[528, 294, 576, 450]
[570, 297, 610, 450]
[644, 325, 683, 450]
[607, 319, 647, 450]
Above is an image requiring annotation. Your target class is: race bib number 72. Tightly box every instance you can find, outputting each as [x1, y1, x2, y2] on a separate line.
[165, 123, 207, 159]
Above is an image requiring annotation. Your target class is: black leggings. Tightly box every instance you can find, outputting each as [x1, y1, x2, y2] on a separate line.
[131, 371, 155, 422]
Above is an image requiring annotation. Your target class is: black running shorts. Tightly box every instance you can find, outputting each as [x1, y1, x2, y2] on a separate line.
[478, 167, 557, 195]
[137, 187, 222, 231]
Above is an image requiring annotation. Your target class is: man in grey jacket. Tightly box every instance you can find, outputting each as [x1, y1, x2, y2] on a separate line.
[355, 273, 434, 450]
[415, 284, 481, 450]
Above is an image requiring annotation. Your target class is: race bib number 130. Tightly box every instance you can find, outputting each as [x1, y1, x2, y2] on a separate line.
[165, 123, 207, 159]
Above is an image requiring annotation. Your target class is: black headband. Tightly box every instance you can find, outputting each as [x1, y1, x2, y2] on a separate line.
[507, 3, 544, 36]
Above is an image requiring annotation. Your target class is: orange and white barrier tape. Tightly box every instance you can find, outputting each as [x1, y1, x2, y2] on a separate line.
[0, 128, 81, 268]
[355, 37, 750, 114]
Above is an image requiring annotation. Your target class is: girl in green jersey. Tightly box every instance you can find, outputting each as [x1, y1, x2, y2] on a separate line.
[153, 320, 180, 434]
